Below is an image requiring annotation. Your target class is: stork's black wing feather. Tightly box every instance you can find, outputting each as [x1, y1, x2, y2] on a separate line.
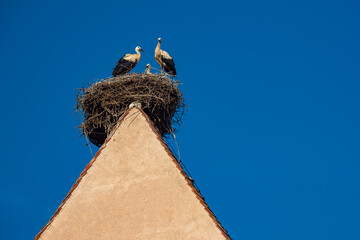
[161, 55, 176, 76]
[112, 56, 136, 76]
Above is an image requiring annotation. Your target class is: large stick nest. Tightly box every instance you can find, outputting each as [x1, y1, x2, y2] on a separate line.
[76, 73, 185, 147]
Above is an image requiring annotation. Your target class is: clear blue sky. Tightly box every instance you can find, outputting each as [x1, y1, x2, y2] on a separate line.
[1, 0, 359, 239]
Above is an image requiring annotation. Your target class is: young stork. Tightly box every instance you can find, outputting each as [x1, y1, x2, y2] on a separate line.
[154, 38, 176, 77]
[112, 46, 145, 76]
[145, 64, 151, 74]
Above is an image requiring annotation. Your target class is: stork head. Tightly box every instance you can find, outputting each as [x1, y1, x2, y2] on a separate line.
[158, 37, 162, 42]
[145, 64, 151, 74]
[135, 46, 145, 52]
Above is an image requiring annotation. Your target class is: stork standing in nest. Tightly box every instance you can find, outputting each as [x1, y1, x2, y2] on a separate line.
[155, 38, 176, 77]
[112, 46, 145, 76]
[145, 64, 151, 74]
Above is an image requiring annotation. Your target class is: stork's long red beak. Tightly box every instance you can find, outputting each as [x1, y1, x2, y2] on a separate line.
[139, 48, 145, 52]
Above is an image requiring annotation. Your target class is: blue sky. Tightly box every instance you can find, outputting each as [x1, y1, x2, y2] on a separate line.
[1, 0, 360, 239]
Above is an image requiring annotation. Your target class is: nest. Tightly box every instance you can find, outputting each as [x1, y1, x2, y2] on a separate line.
[76, 73, 185, 147]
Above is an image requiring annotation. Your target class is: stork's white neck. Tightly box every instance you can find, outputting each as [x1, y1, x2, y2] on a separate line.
[135, 48, 141, 56]
[156, 41, 161, 51]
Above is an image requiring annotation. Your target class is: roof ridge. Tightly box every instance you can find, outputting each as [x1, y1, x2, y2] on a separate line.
[35, 107, 231, 240]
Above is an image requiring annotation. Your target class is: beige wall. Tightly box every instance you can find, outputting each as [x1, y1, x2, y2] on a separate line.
[37, 108, 229, 240]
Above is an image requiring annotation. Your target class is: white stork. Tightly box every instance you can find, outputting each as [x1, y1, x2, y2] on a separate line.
[145, 64, 151, 74]
[112, 46, 145, 76]
[154, 38, 176, 77]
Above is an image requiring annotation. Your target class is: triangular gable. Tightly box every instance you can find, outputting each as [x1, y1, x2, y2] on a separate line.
[36, 108, 230, 239]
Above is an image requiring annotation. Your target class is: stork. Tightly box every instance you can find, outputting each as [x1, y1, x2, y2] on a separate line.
[154, 38, 176, 77]
[145, 64, 151, 74]
[112, 46, 145, 76]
